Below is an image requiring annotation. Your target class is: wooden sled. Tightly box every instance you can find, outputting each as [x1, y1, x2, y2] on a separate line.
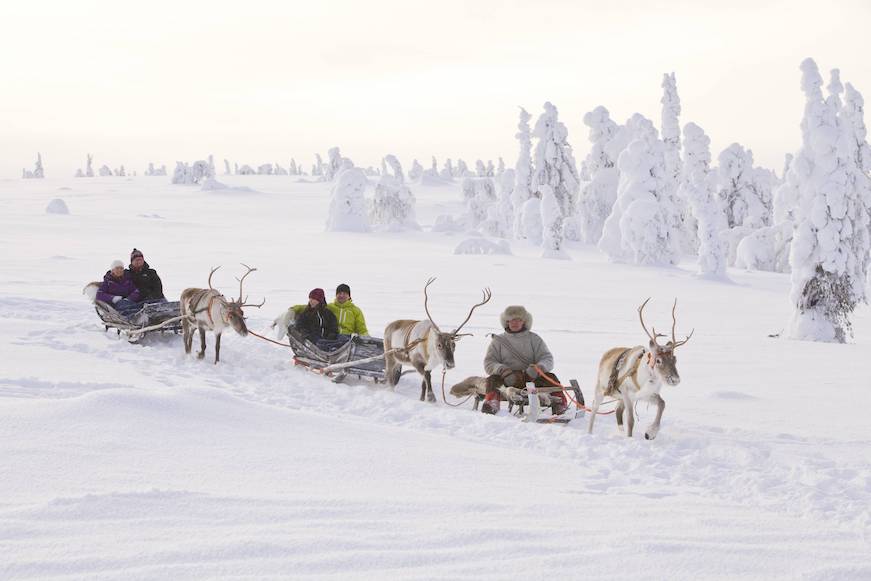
[287, 329, 387, 383]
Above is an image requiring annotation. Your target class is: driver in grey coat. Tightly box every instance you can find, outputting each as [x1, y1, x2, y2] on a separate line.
[482, 305, 567, 415]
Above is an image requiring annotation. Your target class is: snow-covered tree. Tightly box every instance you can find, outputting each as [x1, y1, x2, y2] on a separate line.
[238, 164, 255, 175]
[441, 158, 454, 180]
[234, 162, 239, 175]
[326, 167, 370, 232]
[313, 154, 324, 178]
[409, 159, 423, 180]
[661, 73, 682, 187]
[486, 160, 495, 177]
[224, 159, 231, 175]
[369, 155, 419, 231]
[717, 144, 772, 229]
[274, 164, 288, 175]
[475, 160, 486, 177]
[480, 168, 516, 238]
[98, 165, 112, 177]
[681, 122, 728, 277]
[532, 102, 580, 220]
[540, 185, 569, 259]
[74, 168, 84, 177]
[512, 107, 534, 239]
[208, 155, 215, 177]
[23, 153, 45, 179]
[520, 197, 543, 244]
[578, 106, 620, 244]
[116, 165, 126, 177]
[257, 163, 273, 175]
[496, 157, 505, 177]
[456, 159, 471, 178]
[787, 59, 871, 342]
[462, 177, 497, 229]
[86, 154, 94, 177]
[325, 147, 345, 180]
[289, 158, 298, 175]
[172, 160, 214, 185]
[599, 114, 679, 265]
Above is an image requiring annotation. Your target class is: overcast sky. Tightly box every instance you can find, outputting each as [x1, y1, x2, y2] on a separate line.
[1, 0, 868, 178]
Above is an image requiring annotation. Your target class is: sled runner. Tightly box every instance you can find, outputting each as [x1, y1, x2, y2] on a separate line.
[287, 329, 388, 383]
[93, 300, 185, 342]
[451, 377, 586, 423]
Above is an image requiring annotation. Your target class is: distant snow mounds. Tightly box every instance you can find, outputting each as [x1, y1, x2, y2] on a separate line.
[453, 237, 512, 255]
[137, 213, 165, 219]
[45, 198, 69, 215]
[200, 178, 258, 194]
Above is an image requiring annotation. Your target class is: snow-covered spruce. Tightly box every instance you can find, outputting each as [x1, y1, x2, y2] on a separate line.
[599, 114, 680, 265]
[661, 72, 695, 254]
[462, 177, 497, 230]
[717, 143, 772, 229]
[520, 197, 543, 245]
[23, 153, 45, 179]
[512, 107, 534, 239]
[532, 102, 580, 241]
[409, 159, 423, 181]
[735, 222, 793, 273]
[578, 106, 620, 245]
[257, 163, 273, 175]
[172, 160, 214, 185]
[786, 59, 871, 342]
[326, 167, 370, 232]
[478, 169, 515, 239]
[680, 122, 728, 278]
[540, 185, 569, 259]
[368, 155, 419, 231]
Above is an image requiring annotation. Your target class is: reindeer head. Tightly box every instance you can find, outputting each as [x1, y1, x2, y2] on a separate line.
[638, 298, 693, 386]
[208, 264, 265, 337]
[423, 277, 492, 370]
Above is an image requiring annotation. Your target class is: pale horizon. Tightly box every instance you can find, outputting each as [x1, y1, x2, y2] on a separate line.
[2, 0, 869, 178]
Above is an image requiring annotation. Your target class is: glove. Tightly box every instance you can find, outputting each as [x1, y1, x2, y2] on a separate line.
[112, 296, 123, 304]
[526, 365, 539, 379]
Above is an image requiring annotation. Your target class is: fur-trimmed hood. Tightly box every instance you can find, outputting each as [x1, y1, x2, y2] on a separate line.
[499, 305, 533, 331]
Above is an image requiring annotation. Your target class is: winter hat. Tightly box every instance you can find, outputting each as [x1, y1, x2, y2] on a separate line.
[336, 283, 351, 296]
[110, 259, 125, 270]
[308, 288, 326, 304]
[500, 305, 533, 331]
[130, 248, 144, 261]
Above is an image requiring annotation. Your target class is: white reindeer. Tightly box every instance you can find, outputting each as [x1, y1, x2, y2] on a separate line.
[587, 298, 693, 440]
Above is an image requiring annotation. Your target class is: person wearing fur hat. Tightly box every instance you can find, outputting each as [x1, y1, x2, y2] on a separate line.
[96, 259, 142, 315]
[294, 288, 339, 347]
[481, 305, 567, 415]
[128, 248, 165, 302]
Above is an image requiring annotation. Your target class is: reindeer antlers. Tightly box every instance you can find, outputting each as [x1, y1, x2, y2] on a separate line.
[453, 287, 492, 335]
[207, 266, 221, 290]
[423, 277, 442, 333]
[639, 298, 693, 350]
[670, 299, 693, 349]
[423, 278, 492, 335]
[234, 263, 265, 308]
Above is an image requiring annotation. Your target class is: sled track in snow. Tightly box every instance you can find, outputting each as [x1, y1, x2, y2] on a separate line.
[2, 296, 870, 542]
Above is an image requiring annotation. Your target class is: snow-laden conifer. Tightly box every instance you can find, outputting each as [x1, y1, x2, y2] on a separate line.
[326, 167, 370, 232]
[578, 106, 620, 244]
[681, 122, 728, 277]
[512, 107, 534, 239]
[787, 59, 871, 342]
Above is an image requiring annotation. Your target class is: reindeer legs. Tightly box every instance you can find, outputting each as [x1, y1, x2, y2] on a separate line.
[214, 332, 222, 364]
[182, 318, 193, 354]
[587, 388, 604, 434]
[644, 394, 665, 440]
[623, 391, 635, 437]
[197, 326, 207, 359]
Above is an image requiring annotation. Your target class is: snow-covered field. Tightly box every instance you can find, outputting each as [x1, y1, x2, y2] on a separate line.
[1, 175, 870, 580]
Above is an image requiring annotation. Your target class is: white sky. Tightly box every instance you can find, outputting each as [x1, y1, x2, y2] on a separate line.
[1, 0, 868, 177]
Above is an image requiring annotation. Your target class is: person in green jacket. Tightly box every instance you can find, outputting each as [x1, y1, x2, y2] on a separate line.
[328, 283, 369, 336]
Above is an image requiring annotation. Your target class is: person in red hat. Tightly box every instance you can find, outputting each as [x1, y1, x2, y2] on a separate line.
[294, 288, 339, 347]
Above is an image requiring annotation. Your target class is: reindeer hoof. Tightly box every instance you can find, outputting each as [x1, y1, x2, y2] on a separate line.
[197, 352, 205, 360]
[644, 429, 658, 440]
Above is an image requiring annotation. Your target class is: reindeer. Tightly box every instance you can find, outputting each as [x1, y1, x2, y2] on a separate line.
[384, 278, 491, 402]
[180, 264, 264, 364]
[587, 298, 693, 440]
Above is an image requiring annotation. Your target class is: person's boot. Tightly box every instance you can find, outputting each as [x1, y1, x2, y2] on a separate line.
[481, 399, 500, 415]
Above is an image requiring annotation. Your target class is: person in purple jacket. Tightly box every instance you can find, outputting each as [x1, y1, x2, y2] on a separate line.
[97, 260, 142, 314]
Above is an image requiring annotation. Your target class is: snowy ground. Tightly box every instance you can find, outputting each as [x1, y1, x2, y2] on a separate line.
[1, 175, 870, 580]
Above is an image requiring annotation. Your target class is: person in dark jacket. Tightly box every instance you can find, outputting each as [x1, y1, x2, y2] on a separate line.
[96, 260, 142, 314]
[294, 288, 339, 348]
[129, 248, 165, 301]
